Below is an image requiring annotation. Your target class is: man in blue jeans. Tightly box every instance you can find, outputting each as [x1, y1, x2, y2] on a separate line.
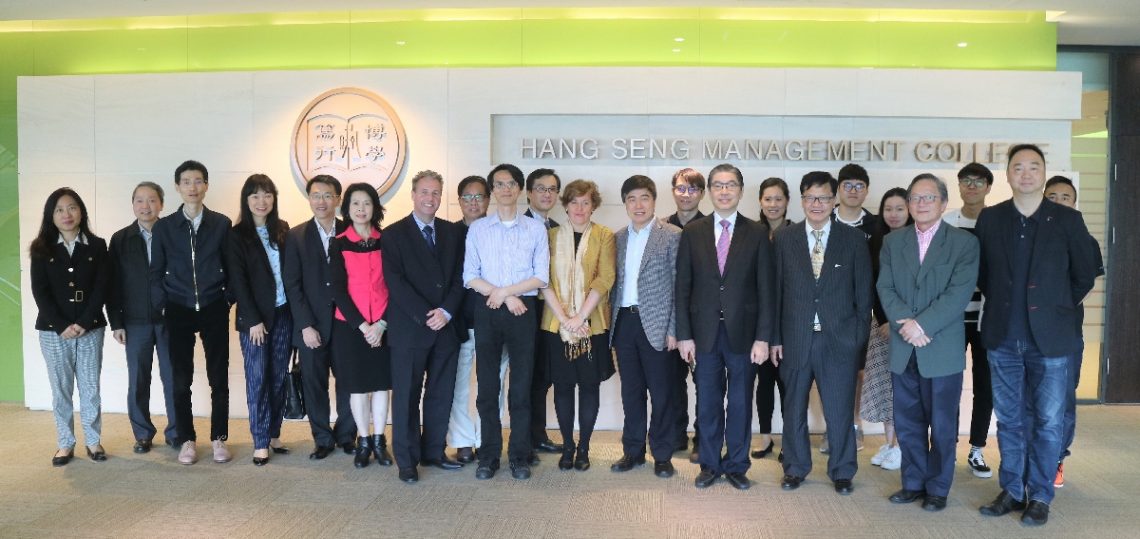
[973, 145, 1099, 526]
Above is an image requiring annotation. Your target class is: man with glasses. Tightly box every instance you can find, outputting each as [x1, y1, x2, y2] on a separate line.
[772, 171, 872, 495]
[942, 162, 996, 479]
[676, 163, 774, 490]
[666, 167, 706, 463]
[834, 163, 881, 241]
[463, 163, 550, 481]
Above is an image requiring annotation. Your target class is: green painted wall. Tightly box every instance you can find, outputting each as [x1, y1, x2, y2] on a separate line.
[0, 7, 1056, 401]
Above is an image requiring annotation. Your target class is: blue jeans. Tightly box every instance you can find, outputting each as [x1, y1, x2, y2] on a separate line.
[988, 338, 1068, 504]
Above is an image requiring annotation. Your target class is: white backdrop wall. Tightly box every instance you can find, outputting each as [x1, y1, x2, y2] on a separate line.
[18, 67, 1080, 437]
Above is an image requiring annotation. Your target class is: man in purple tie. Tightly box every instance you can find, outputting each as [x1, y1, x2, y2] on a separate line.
[675, 163, 775, 490]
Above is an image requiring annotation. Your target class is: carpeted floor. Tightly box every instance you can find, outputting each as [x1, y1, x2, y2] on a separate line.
[0, 403, 1137, 538]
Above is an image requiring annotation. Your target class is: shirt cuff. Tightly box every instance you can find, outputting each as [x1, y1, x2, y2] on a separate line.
[439, 308, 452, 321]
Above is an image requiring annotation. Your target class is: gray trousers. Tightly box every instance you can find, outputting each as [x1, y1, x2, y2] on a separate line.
[124, 323, 176, 444]
[40, 327, 105, 449]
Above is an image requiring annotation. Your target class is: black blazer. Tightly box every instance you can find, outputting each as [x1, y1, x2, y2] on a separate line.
[227, 222, 289, 332]
[282, 218, 346, 347]
[772, 221, 873, 369]
[381, 214, 467, 349]
[107, 222, 160, 329]
[31, 237, 110, 333]
[975, 198, 1099, 357]
[675, 214, 775, 354]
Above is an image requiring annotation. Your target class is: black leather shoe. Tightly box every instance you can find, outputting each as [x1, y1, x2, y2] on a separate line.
[923, 495, 947, 512]
[527, 452, 541, 466]
[573, 452, 590, 471]
[610, 454, 646, 472]
[399, 467, 419, 483]
[353, 436, 371, 468]
[86, 445, 107, 462]
[979, 490, 1027, 517]
[423, 456, 463, 470]
[559, 451, 575, 470]
[834, 479, 854, 495]
[309, 446, 335, 460]
[270, 445, 290, 455]
[1021, 500, 1049, 526]
[889, 489, 926, 504]
[777, 450, 784, 463]
[475, 460, 499, 480]
[654, 461, 675, 478]
[252, 456, 269, 466]
[371, 435, 393, 466]
[781, 475, 804, 490]
[510, 463, 531, 480]
[133, 439, 152, 454]
[688, 450, 699, 464]
[750, 440, 775, 459]
[725, 472, 751, 490]
[455, 447, 475, 464]
[340, 440, 356, 454]
[694, 469, 720, 488]
[535, 438, 563, 453]
[51, 448, 74, 467]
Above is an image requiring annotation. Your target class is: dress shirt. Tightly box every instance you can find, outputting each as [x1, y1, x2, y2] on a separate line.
[256, 225, 287, 307]
[916, 220, 941, 264]
[621, 220, 653, 307]
[1007, 210, 1038, 342]
[316, 219, 336, 260]
[463, 210, 550, 296]
[138, 223, 154, 263]
[712, 211, 738, 246]
[183, 207, 204, 233]
[412, 213, 450, 320]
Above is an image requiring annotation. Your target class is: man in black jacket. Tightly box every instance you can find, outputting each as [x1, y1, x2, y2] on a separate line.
[150, 160, 233, 466]
[108, 181, 175, 454]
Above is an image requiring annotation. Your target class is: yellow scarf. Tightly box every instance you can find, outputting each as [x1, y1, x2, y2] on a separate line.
[553, 222, 593, 360]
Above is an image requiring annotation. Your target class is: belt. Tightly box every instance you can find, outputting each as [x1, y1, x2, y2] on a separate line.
[619, 305, 639, 314]
[812, 322, 822, 332]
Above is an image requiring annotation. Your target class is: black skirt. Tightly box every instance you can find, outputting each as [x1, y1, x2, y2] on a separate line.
[544, 330, 613, 387]
[332, 319, 392, 393]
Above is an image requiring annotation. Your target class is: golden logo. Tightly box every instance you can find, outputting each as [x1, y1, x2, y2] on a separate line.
[290, 87, 408, 196]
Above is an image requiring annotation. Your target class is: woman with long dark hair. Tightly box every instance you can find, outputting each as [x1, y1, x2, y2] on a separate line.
[752, 177, 793, 460]
[30, 188, 110, 466]
[227, 174, 292, 466]
[330, 182, 394, 468]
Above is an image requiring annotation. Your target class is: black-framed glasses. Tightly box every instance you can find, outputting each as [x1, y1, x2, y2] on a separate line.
[841, 181, 867, 193]
[459, 194, 486, 202]
[532, 186, 559, 195]
[674, 185, 702, 195]
[908, 194, 940, 204]
[958, 177, 988, 189]
[801, 195, 835, 205]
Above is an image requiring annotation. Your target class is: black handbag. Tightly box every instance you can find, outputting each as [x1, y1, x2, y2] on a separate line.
[283, 349, 306, 420]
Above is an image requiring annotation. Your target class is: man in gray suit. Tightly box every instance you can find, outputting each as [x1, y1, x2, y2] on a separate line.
[772, 171, 872, 495]
[610, 175, 682, 479]
[877, 174, 979, 512]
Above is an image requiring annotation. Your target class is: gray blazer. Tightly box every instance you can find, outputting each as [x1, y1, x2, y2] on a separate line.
[877, 223, 979, 378]
[610, 220, 681, 351]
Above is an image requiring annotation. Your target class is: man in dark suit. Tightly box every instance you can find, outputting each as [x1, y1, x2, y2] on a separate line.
[675, 163, 774, 490]
[975, 145, 1099, 526]
[877, 174, 979, 512]
[382, 170, 467, 484]
[771, 171, 872, 495]
[282, 175, 356, 459]
[523, 168, 564, 455]
[665, 167, 705, 462]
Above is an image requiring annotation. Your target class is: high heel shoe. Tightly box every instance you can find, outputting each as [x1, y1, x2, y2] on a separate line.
[353, 436, 372, 468]
[751, 439, 775, 459]
[52, 448, 74, 467]
[573, 449, 591, 471]
[372, 434, 393, 466]
[558, 447, 575, 471]
[86, 445, 107, 462]
[252, 448, 270, 466]
[269, 440, 290, 454]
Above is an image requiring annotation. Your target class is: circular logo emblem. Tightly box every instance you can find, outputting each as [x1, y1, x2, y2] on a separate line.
[291, 87, 408, 196]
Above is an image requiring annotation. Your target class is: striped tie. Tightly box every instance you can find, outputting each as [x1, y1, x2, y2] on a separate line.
[717, 219, 731, 275]
[811, 229, 825, 279]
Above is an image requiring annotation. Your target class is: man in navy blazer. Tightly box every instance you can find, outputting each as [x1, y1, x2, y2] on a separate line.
[382, 170, 467, 484]
[771, 171, 872, 495]
[975, 145, 1099, 526]
[877, 174, 979, 511]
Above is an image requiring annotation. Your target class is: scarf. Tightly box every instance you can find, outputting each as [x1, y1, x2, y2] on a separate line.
[553, 222, 593, 360]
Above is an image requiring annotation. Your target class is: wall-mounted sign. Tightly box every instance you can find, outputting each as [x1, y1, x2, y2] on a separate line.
[290, 87, 407, 196]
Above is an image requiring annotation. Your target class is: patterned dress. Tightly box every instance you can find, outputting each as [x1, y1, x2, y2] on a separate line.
[860, 319, 893, 423]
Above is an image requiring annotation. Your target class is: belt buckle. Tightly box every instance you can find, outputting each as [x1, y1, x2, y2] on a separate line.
[72, 290, 84, 303]
[628, 305, 638, 314]
[812, 322, 822, 332]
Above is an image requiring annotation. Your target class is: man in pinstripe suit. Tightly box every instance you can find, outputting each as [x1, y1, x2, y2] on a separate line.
[771, 171, 873, 495]
[610, 175, 682, 478]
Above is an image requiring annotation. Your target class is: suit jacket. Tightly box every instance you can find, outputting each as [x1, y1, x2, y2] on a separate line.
[31, 236, 110, 333]
[975, 198, 1099, 357]
[381, 214, 467, 348]
[609, 220, 681, 351]
[877, 223, 979, 378]
[772, 221, 872, 369]
[525, 208, 559, 230]
[282, 218, 346, 348]
[227, 222, 289, 332]
[107, 222, 161, 329]
[675, 214, 775, 354]
[540, 224, 616, 335]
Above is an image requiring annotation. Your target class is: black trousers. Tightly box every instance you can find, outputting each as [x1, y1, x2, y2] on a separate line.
[965, 321, 992, 448]
[474, 298, 537, 465]
[613, 309, 677, 462]
[754, 360, 785, 434]
[694, 322, 755, 475]
[167, 299, 231, 444]
[531, 299, 554, 445]
[390, 336, 460, 469]
[781, 332, 858, 482]
[671, 349, 699, 446]
[299, 341, 356, 448]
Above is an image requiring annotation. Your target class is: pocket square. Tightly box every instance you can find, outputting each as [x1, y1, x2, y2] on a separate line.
[834, 263, 842, 267]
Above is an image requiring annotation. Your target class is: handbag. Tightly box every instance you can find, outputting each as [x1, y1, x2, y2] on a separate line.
[283, 348, 306, 420]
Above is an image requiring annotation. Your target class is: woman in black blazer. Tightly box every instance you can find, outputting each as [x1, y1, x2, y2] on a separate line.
[752, 177, 793, 460]
[227, 174, 292, 466]
[29, 188, 110, 466]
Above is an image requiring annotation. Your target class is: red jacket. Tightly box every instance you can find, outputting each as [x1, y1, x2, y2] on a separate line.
[330, 226, 388, 326]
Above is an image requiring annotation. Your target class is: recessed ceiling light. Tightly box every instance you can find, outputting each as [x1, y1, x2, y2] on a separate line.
[957, 42, 968, 48]
[396, 40, 406, 46]
[674, 37, 685, 42]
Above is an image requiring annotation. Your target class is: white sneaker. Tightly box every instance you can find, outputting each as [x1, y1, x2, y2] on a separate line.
[968, 447, 992, 478]
[880, 446, 902, 470]
[854, 424, 865, 451]
[178, 441, 197, 465]
[870, 444, 891, 466]
[212, 439, 232, 463]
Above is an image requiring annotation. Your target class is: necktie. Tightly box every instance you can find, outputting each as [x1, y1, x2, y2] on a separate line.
[811, 229, 825, 279]
[422, 225, 436, 253]
[716, 219, 731, 275]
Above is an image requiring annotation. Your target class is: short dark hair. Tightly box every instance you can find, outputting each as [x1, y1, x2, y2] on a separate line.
[907, 173, 949, 202]
[837, 163, 869, 184]
[957, 162, 994, 185]
[799, 171, 838, 195]
[132, 181, 165, 204]
[671, 167, 705, 190]
[758, 177, 789, 200]
[457, 175, 489, 198]
[526, 168, 561, 192]
[306, 174, 342, 195]
[174, 160, 208, 185]
[708, 163, 743, 186]
[340, 182, 386, 231]
[488, 163, 524, 190]
[621, 175, 657, 200]
[1006, 143, 1046, 167]
[1046, 175, 1077, 202]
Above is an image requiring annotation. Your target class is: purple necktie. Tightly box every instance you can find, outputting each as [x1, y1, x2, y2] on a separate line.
[717, 219, 731, 275]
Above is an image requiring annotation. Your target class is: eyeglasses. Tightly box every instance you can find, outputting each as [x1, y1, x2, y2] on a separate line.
[459, 194, 486, 203]
[308, 193, 338, 202]
[841, 182, 867, 193]
[909, 194, 940, 204]
[801, 195, 835, 205]
[492, 181, 518, 191]
[709, 182, 740, 192]
[532, 186, 559, 195]
[958, 177, 988, 189]
[674, 185, 703, 195]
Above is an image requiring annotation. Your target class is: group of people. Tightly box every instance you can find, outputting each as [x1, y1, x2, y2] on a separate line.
[30, 144, 1100, 526]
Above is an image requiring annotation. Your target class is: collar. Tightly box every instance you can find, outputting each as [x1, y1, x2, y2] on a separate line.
[916, 219, 941, 240]
[713, 211, 739, 227]
[57, 232, 88, 245]
[806, 219, 832, 239]
[137, 221, 154, 236]
[412, 213, 436, 231]
[628, 219, 655, 235]
[833, 206, 868, 227]
[342, 225, 380, 242]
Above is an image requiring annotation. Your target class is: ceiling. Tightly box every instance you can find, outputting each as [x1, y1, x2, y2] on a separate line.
[1, 0, 1137, 46]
